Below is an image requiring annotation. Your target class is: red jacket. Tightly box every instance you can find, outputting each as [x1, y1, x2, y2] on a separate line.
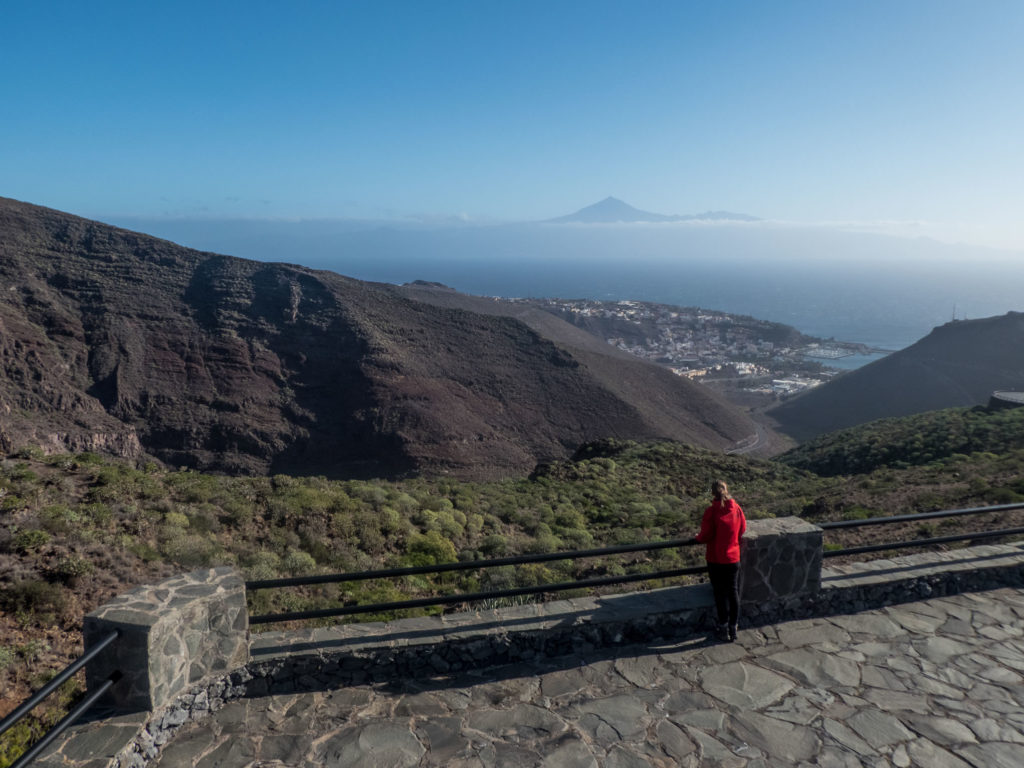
[696, 498, 747, 564]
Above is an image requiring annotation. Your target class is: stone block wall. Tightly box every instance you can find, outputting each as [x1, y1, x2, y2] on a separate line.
[739, 517, 823, 604]
[83, 567, 249, 712]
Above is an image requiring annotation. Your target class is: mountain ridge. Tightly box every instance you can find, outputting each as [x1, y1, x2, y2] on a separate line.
[0, 196, 754, 479]
[768, 312, 1024, 441]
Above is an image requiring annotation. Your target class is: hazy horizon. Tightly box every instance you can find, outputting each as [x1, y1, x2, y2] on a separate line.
[96, 208, 1024, 351]
[3, 1, 1024, 250]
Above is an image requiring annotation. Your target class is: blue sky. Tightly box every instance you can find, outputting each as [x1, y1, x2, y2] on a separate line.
[2, 0, 1023, 248]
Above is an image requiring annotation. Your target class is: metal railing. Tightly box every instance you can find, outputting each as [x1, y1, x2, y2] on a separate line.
[247, 502, 1024, 626]
[247, 537, 704, 624]
[0, 630, 120, 768]
[819, 501, 1024, 558]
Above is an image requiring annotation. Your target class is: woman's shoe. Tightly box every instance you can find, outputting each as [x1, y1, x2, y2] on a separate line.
[717, 623, 732, 642]
[729, 624, 738, 641]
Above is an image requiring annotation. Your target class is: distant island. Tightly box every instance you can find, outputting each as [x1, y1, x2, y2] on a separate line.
[546, 196, 760, 224]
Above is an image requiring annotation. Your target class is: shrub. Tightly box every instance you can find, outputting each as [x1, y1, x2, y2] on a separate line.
[242, 551, 281, 581]
[128, 542, 161, 562]
[13, 529, 50, 553]
[187, 506, 220, 534]
[81, 503, 112, 527]
[39, 505, 80, 535]
[404, 531, 458, 566]
[163, 511, 190, 528]
[220, 499, 252, 527]
[159, 531, 219, 567]
[281, 549, 317, 575]
[987, 487, 1024, 505]
[0, 579, 65, 616]
[1, 494, 23, 512]
[49, 555, 95, 585]
[479, 534, 509, 557]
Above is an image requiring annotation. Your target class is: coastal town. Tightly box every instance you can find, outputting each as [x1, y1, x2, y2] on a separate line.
[513, 297, 886, 399]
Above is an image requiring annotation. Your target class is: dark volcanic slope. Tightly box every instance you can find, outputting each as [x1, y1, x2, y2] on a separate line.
[0, 198, 754, 479]
[769, 312, 1024, 442]
[396, 283, 755, 449]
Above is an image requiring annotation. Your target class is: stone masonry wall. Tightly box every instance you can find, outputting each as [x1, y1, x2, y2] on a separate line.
[83, 567, 249, 712]
[739, 518, 823, 603]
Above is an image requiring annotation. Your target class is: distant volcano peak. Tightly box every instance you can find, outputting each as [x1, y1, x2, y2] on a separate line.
[547, 198, 758, 224]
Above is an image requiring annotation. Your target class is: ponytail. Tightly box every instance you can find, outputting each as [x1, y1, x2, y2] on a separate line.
[711, 480, 731, 501]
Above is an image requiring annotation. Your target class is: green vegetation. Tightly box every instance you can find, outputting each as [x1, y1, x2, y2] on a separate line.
[3, 424, 1024, 766]
[777, 406, 1024, 477]
[0, 441, 814, 641]
[0, 675, 82, 768]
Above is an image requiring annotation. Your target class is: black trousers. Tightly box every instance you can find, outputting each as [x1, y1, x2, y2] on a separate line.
[707, 562, 740, 626]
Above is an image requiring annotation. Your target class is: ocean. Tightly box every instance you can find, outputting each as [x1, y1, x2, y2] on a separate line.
[117, 217, 1024, 367]
[325, 249, 1020, 360]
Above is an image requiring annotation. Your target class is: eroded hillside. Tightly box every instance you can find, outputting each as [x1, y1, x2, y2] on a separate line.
[0, 197, 754, 479]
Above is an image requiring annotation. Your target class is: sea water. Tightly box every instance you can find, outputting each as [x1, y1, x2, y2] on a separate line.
[120, 217, 1024, 369]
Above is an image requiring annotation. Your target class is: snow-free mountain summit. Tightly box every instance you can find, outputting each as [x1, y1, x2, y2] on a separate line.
[547, 197, 759, 224]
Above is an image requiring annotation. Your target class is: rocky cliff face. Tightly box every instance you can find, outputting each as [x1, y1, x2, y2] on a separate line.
[769, 312, 1024, 441]
[0, 197, 754, 479]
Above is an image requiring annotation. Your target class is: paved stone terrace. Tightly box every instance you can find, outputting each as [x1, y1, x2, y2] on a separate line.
[151, 587, 1024, 768]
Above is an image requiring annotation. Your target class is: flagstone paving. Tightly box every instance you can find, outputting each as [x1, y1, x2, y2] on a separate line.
[153, 588, 1024, 767]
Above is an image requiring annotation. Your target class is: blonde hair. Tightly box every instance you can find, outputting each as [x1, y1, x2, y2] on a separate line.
[711, 480, 731, 500]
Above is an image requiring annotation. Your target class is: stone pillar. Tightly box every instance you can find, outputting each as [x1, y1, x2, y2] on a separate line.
[739, 517, 823, 604]
[83, 567, 249, 712]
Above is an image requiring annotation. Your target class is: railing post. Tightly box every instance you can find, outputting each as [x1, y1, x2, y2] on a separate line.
[83, 567, 249, 712]
[740, 517, 823, 605]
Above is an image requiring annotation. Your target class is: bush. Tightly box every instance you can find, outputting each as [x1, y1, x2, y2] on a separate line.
[242, 551, 281, 581]
[404, 531, 458, 566]
[479, 534, 509, 557]
[39, 505, 81, 535]
[159, 531, 219, 567]
[281, 549, 317, 575]
[220, 499, 252, 527]
[81, 503, 112, 526]
[13, 529, 50, 553]
[0, 579, 65, 616]
[49, 555, 95, 585]
[75, 452, 106, 465]
[163, 511, 190, 528]
[987, 487, 1024, 505]
[128, 541, 161, 562]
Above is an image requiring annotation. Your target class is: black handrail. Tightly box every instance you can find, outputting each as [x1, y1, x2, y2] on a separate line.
[8, 673, 120, 768]
[247, 502, 1024, 626]
[0, 630, 119, 740]
[823, 525, 1024, 559]
[818, 502, 1024, 530]
[250, 564, 705, 624]
[246, 536, 699, 590]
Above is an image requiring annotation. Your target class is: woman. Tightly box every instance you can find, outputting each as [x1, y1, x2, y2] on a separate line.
[695, 480, 747, 642]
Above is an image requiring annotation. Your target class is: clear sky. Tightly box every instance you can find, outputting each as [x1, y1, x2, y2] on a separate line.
[2, 0, 1023, 248]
